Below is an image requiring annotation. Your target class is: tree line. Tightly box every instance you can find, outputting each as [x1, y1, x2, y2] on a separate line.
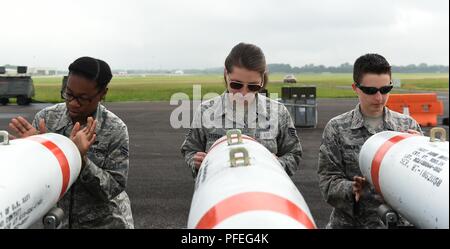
[266, 63, 449, 74]
[3, 63, 449, 75]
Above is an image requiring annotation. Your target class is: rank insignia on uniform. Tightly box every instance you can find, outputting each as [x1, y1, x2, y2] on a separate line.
[120, 146, 129, 157]
[288, 128, 297, 137]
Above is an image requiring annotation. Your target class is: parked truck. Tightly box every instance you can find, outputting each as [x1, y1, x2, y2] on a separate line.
[0, 66, 35, 105]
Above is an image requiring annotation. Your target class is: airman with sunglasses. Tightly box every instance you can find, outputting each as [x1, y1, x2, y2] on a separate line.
[8, 57, 134, 229]
[317, 53, 422, 228]
[181, 43, 302, 178]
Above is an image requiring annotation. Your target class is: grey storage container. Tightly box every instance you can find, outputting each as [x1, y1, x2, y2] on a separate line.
[280, 86, 317, 128]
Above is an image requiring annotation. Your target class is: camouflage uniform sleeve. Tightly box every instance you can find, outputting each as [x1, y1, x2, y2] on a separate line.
[78, 125, 130, 201]
[409, 118, 423, 135]
[180, 105, 206, 178]
[276, 106, 302, 176]
[317, 120, 356, 217]
[31, 109, 47, 130]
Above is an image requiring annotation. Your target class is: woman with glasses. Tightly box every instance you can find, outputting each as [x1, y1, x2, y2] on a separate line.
[8, 56, 134, 229]
[181, 42, 303, 178]
[317, 53, 422, 229]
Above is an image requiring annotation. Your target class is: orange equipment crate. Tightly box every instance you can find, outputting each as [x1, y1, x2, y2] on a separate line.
[386, 93, 444, 127]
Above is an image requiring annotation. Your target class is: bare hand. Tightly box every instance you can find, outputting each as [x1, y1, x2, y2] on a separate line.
[9, 116, 46, 138]
[193, 152, 207, 170]
[352, 176, 366, 202]
[405, 129, 420, 135]
[70, 117, 97, 161]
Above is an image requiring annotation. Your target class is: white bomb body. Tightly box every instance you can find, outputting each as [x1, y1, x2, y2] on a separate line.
[0, 132, 81, 228]
[188, 130, 316, 229]
[359, 130, 449, 229]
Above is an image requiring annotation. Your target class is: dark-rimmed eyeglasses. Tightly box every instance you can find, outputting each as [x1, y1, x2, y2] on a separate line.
[61, 89, 102, 105]
[355, 82, 393, 95]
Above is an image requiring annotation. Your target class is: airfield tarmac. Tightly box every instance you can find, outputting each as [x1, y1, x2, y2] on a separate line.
[0, 93, 448, 229]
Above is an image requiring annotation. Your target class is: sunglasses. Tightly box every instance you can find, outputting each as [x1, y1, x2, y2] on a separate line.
[229, 81, 263, 92]
[356, 82, 393, 95]
[226, 73, 264, 92]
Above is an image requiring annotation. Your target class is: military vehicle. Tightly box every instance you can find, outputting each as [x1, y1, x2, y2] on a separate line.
[0, 66, 35, 105]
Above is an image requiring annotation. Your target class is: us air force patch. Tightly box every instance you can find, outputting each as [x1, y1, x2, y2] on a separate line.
[208, 133, 222, 140]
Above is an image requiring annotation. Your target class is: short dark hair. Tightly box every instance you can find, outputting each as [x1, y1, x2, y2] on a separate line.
[353, 53, 391, 84]
[224, 42, 269, 88]
[68, 56, 113, 90]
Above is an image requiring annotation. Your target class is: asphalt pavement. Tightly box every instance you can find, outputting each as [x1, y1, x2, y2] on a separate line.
[0, 93, 447, 228]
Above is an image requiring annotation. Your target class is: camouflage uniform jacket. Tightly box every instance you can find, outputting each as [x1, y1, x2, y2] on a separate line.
[181, 92, 303, 178]
[318, 104, 422, 228]
[32, 103, 134, 229]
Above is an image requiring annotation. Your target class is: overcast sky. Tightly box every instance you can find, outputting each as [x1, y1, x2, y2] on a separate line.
[1, 0, 448, 70]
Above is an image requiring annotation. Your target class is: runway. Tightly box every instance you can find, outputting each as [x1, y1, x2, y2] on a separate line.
[0, 94, 448, 228]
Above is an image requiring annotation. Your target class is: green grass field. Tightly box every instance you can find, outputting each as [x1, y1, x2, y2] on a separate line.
[31, 73, 449, 103]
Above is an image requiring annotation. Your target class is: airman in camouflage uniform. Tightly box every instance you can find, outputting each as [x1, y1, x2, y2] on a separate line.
[9, 57, 133, 228]
[181, 43, 302, 178]
[181, 92, 302, 178]
[32, 103, 134, 228]
[318, 53, 422, 228]
[318, 104, 422, 228]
